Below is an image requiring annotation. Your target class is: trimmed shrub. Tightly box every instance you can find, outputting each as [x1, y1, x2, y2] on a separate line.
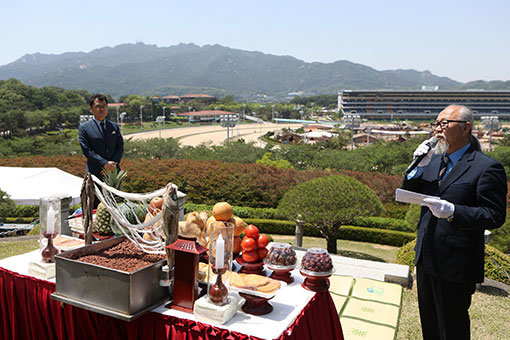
[381, 202, 409, 219]
[396, 239, 417, 272]
[0, 217, 36, 223]
[396, 239, 510, 285]
[279, 175, 384, 253]
[352, 216, 413, 232]
[485, 245, 510, 285]
[184, 203, 286, 220]
[338, 226, 415, 247]
[405, 204, 422, 230]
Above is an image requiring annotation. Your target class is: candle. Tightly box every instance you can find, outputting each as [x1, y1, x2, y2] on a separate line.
[47, 206, 56, 235]
[215, 234, 225, 269]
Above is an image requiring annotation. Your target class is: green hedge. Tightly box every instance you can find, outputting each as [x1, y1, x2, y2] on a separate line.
[0, 217, 36, 223]
[244, 218, 416, 247]
[184, 203, 286, 220]
[396, 239, 510, 285]
[352, 216, 414, 232]
[381, 202, 409, 220]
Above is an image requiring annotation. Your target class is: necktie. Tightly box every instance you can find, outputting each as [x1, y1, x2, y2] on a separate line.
[438, 154, 450, 186]
[100, 122, 107, 144]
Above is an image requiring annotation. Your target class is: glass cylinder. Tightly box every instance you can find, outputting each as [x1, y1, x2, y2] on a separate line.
[39, 196, 61, 262]
[207, 221, 234, 305]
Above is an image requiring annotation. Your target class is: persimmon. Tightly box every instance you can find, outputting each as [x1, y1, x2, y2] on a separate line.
[257, 234, 269, 248]
[244, 224, 259, 239]
[257, 247, 268, 260]
[242, 250, 258, 263]
[241, 236, 256, 252]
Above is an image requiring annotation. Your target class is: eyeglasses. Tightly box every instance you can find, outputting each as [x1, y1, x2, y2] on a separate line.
[430, 120, 467, 129]
[92, 106, 107, 110]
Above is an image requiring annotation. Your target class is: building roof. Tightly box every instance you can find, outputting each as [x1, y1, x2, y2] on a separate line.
[180, 94, 215, 99]
[108, 103, 125, 107]
[162, 95, 180, 99]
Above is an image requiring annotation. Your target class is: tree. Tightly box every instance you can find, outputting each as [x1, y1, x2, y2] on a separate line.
[278, 175, 383, 254]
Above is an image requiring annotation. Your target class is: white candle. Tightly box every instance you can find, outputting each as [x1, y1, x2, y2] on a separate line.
[215, 234, 225, 269]
[47, 206, 56, 235]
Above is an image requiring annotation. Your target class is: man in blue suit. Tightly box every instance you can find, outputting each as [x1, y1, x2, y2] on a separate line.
[79, 94, 124, 192]
[403, 105, 506, 340]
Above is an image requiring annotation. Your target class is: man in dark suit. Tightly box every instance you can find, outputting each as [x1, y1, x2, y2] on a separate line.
[403, 105, 506, 340]
[79, 94, 124, 192]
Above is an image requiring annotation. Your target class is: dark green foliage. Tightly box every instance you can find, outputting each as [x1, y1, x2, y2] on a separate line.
[184, 203, 286, 220]
[405, 204, 422, 230]
[0, 189, 16, 218]
[124, 138, 180, 159]
[0, 217, 36, 223]
[352, 216, 413, 232]
[397, 239, 510, 284]
[338, 226, 415, 246]
[278, 175, 383, 253]
[381, 202, 410, 219]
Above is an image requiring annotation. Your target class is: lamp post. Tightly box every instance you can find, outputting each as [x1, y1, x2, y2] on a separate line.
[162, 107, 166, 127]
[242, 103, 246, 122]
[120, 112, 126, 135]
[343, 114, 361, 150]
[139, 105, 144, 129]
[156, 116, 165, 138]
[258, 118, 262, 148]
[272, 105, 275, 122]
[300, 110, 304, 121]
[116, 106, 120, 125]
[482, 115, 499, 152]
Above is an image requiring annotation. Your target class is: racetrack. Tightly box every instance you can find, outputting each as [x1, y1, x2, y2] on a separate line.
[127, 122, 302, 146]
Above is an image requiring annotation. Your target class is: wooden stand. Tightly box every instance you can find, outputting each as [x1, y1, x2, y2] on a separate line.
[300, 270, 331, 292]
[239, 292, 274, 315]
[236, 258, 264, 275]
[269, 267, 294, 284]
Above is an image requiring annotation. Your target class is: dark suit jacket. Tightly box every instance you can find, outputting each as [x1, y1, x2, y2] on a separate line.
[78, 119, 124, 179]
[403, 145, 507, 284]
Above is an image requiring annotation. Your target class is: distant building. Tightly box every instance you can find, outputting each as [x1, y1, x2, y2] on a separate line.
[161, 95, 180, 104]
[338, 90, 510, 119]
[176, 110, 237, 124]
[180, 94, 215, 103]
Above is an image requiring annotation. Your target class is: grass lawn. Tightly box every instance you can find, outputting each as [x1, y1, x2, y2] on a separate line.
[1, 236, 508, 339]
[0, 238, 38, 260]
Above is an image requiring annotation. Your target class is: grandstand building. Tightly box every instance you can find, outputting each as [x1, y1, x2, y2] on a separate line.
[338, 90, 510, 120]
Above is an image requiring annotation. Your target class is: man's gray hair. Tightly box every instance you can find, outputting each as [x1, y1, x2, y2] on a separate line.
[454, 105, 481, 151]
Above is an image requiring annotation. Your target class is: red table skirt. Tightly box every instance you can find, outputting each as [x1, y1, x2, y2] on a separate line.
[0, 267, 343, 340]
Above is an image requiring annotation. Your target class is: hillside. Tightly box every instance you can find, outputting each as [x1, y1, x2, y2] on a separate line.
[0, 43, 466, 99]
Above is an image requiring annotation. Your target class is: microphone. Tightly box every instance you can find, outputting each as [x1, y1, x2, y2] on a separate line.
[405, 136, 438, 174]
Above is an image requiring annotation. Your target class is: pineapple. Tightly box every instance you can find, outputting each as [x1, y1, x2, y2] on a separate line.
[94, 168, 127, 235]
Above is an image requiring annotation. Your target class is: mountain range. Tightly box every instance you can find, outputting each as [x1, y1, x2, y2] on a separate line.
[1, 42, 508, 99]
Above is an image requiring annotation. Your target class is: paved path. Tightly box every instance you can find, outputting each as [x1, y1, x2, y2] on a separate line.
[127, 123, 302, 146]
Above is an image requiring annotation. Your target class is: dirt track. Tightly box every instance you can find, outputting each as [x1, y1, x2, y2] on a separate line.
[127, 123, 302, 146]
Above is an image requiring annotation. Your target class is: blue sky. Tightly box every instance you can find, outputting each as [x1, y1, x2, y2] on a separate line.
[1, 0, 508, 82]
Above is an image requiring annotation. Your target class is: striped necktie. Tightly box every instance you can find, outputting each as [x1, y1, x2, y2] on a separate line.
[438, 154, 450, 186]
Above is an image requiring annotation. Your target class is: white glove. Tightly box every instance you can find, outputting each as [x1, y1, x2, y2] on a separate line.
[413, 138, 435, 167]
[423, 197, 455, 219]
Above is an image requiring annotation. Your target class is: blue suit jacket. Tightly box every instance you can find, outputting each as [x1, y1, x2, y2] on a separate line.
[403, 145, 507, 283]
[78, 119, 124, 179]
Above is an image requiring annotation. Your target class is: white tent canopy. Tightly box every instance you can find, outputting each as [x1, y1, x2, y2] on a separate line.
[0, 167, 83, 205]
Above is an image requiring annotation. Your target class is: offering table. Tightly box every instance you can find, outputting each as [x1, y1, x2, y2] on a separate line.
[0, 250, 343, 340]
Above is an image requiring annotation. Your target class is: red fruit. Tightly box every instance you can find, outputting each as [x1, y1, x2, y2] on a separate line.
[241, 237, 256, 252]
[149, 197, 163, 214]
[244, 224, 259, 239]
[242, 250, 258, 263]
[257, 247, 268, 260]
[257, 234, 269, 248]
